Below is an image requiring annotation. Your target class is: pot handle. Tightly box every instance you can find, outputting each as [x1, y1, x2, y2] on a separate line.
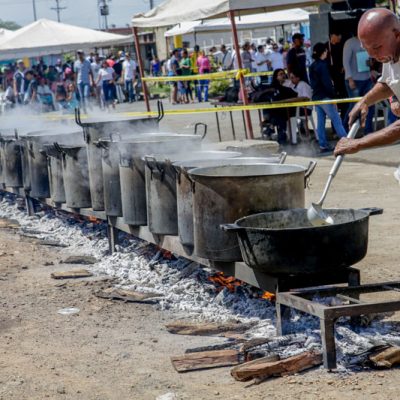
[304, 160, 317, 188]
[220, 223, 243, 232]
[194, 122, 208, 139]
[278, 151, 287, 164]
[53, 142, 64, 154]
[75, 107, 83, 126]
[157, 100, 165, 122]
[358, 207, 384, 216]
[95, 139, 109, 150]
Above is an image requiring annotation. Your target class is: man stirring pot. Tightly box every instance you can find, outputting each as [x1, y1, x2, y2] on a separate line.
[334, 8, 400, 157]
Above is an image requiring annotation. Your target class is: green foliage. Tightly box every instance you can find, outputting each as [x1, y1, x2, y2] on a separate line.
[0, 19, 21, 31]
[208, 79, 231, 98]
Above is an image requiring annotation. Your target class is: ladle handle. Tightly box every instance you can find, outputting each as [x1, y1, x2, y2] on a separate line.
[329, 120, 360, 178]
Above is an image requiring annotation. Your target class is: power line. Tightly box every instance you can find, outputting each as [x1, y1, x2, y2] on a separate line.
[51, 0, 67, 22]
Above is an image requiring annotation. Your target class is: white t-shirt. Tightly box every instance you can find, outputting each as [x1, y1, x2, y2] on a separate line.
[379, 61, 400, 100]
[290, 80, 312, 99]
[254, 52, 269, 72]
[123, 59, 137, 80]
[266, 51, 284, 70]
[98, 67, 114, 83]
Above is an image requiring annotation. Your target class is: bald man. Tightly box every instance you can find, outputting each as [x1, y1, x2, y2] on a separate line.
[334, 8, 400, 157]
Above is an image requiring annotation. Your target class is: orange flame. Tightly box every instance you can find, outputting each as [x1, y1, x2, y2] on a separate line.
[87, 216, 100, 223]
[261, 291, 276, 302]
[208, 272, 243, 293]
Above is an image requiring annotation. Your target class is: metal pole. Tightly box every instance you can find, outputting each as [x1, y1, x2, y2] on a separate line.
[227, 10, 254, 139]
[149, 0, 154, 9]
[133, 26, 151, 113]
[32, 0, 37, 21]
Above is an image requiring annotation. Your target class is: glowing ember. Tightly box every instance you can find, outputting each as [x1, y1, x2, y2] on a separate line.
[208, 272, 243, 293]
[261, 291, 276, 302]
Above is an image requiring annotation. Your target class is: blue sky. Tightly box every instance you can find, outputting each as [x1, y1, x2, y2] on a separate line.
[0, 0, 163, 29]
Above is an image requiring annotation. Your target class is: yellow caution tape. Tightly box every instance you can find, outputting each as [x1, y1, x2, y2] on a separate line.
[37, 96, 362, 121]
[143, 68, 273, 83]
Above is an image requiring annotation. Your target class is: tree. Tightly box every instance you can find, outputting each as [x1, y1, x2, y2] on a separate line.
[0, 19, 21, 31]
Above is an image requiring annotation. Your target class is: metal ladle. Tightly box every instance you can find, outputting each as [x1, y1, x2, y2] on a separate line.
[307, 120, 361, 226]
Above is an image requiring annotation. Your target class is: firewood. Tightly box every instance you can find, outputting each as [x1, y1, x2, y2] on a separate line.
[165, 321, 256, 336]
[95, 287, 161, 303]
[369, 346, 400, 368]
[171, 349, 242, 372]
[51, 269, 93, 279]
[0, 218, 20, 229]
[61, 255, 98, 265]
[230, 354, 281, 381]
[185, 340, 244, 354]
[230, 351, 322, 382]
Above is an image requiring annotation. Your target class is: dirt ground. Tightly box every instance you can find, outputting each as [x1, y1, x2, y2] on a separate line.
[2, 155, 400, 400]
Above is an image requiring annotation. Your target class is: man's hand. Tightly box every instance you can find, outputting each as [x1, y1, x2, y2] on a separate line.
[391, 99, 400, 117]
[349, 100, 369, 127]
[334, 138, 361, 156]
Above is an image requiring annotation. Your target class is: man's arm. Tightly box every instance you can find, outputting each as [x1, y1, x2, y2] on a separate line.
[343, 39, 356, 90]
[349, 82, 394, 126]
[335, 119, 400, 155]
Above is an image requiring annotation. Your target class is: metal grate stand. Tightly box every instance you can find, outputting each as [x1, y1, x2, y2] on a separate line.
[276, 280, 400, 370]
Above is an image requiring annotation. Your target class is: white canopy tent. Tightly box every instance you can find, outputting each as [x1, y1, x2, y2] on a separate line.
[0, 28, 13, 40]
[132, 0, 342, 28]
[164, 9, 310, 37]
[0, 19, 133, 61]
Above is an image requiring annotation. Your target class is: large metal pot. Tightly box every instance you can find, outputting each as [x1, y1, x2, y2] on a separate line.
[221, 207, 383, 274]
[0, 130, 22, 188]
[173, 154, 286, 251]
[42, 144, 66, 204]
[144, 150, 237, 236]
[119, 134, 204, 226]
[188, 162, 316, 262]
[58, 144, 91, 209]
[75, 105, 163, 211]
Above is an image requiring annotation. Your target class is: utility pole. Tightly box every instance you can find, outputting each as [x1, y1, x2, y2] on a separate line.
[51, 0, 67, 23]
[32, 0, 37, 21]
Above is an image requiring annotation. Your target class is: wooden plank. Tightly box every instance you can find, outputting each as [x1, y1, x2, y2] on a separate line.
[165, 321, 256, 336]
[171, 349, 241, 372]
[230, 351, 322, 382]
[51, 269, 93, 279]
[95, 288, 161, 303]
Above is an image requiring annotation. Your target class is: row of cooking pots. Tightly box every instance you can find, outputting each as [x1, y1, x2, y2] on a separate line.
[0, 125, 316, 263]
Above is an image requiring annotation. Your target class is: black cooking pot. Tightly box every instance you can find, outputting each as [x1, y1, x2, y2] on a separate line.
[221, 207, 383, 275]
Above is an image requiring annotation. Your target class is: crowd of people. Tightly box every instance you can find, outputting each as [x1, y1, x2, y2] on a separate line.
[0, 49, 139, 113]
[159, 30, 393, 152]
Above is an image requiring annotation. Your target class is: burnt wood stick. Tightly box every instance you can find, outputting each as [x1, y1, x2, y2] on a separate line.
[165, 321, 256, 336]
[171, 349, 243, 372]
[230, 351, 322, 382]
[240, 334, 307, 353]
[185, 340, 244, 354]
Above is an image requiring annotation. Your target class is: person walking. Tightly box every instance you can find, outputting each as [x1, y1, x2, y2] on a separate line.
[122, 53, 137, 103]
[96, 60, 116, 110]
[309, 42, 348, 153]
[74, 50, 94, 111]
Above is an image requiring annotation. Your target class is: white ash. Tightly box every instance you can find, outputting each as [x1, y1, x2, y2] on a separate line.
[2, 196, 400, 368]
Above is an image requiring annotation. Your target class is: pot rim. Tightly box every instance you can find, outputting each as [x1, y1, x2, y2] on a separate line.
[188, 163, 307, 178]
[233, 208, 369, 232]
